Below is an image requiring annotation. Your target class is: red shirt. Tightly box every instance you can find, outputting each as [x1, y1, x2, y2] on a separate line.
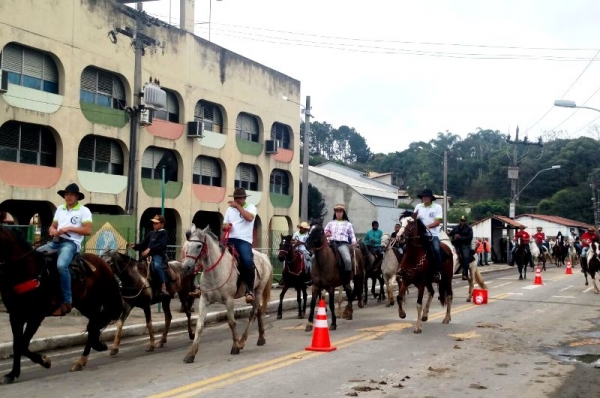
[533, 232, 546, 244]
[581, 232, 598, 247]
[514, 230, 530, 244]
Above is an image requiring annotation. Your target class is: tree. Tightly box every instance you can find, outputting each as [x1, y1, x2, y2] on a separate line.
[299, 182, 327, 222]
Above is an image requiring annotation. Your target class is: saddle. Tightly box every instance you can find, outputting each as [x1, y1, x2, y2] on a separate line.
[329, 243, 355, 272]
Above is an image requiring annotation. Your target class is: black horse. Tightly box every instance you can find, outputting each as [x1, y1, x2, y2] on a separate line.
[0, 226, 123, 384]
[276, 234, 310, 319]
[513, 239, 530, 280]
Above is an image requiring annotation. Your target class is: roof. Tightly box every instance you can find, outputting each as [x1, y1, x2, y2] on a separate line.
[470, 215, 525, 229]
[517, 214, 592, 229]
[305, 165, 398, 200]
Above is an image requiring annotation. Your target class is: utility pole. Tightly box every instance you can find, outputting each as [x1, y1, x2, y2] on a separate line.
[443, 150, 448, 231]
[301, 96, 311, 223]
[591, 182, 600, 228]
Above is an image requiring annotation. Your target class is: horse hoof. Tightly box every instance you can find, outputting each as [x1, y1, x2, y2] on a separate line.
[377, 298, 382, 303]
[399, 311, 406, 319]
[344, 314, 353, 320]
[70, 363, 84, 372]
[257, 338, 266, 346]
[189, 333, 195, 341]
[1, 374, 17, 384]
[297, 314, 303, 319]
[155, 342, 165, 348]
[413, 329, 422, 334]
[110, 348, 119, 356]
[519, 276, 523, 280]
[231, 346, 240, 355]
[329, 324, 337, 331]
[277, 313, 282, 320]
[305, 325, 313, 333]
[183, 354, 195, 363]
[466, 297, 471, 302]
[586, 282, 589, 286]
[442, 318, 451, 324]
[92, 342, 107, 352]
[385, 303, 391, 308]
[421, 316, 428, 322]
[146, 345, 155, 352]
[358, 301, 364, 309]
[41, 355, 51, 369]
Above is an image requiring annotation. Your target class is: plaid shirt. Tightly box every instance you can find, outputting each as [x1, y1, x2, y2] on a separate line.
[325, 220, 356, 244]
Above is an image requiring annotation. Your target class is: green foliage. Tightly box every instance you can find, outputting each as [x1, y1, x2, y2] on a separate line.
[447, 207, 469, 223]
[299, 182, 327, 222]
[470, 200, 509, 220]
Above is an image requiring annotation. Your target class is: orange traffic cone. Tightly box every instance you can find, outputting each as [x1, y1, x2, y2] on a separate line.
[566, 260, 573, 275]
[306, 299, 337, 352]
[533, 265, 543, 285]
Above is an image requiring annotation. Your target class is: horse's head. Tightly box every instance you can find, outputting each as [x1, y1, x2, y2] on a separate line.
[0, 226, 39, 283]
[277, 234, 294, 262]
[101, 249, 136, 276]
[305, 224, 325, 251]
[182, 224, 217, 274]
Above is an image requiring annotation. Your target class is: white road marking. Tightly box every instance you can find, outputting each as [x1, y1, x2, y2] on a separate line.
[522, 285, 543, 289]
[552, 295, 576, 299]
[584, 287, 594, 293]
[559, 285, 574, 292]
[494, 282, 513, 288]
[505, 292, 523, 296]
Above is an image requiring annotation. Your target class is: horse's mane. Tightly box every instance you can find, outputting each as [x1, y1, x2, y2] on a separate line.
[399, 210, 413, 220]
[413, 218, 432, 247]
[0, 226, 34, 254]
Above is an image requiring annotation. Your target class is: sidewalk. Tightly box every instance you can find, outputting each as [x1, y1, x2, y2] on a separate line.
[0, 263, 512, 358]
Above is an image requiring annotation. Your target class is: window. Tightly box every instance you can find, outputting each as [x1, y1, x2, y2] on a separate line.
[194, 100, 223, 133]
[269, 169, 289, 195]
[141, 147, 178, 182]
[236, 113, 259, 142]
[271, 123, 291, 149]
[80, 66, 126, 109]
[153, 89, 179, 123]
[0, 43, 58, 94]
[0, 121, 56, 166]
[78, 135, 124, 175]
[193, 156, 221, 186]
[235, 163, 258, 191]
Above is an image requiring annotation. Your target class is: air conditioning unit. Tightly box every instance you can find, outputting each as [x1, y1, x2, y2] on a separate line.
[139, 109, 153, 126]
[187, 121, 204, 138]
[0, 70, 8, 94]
[265, 139, 279, 154]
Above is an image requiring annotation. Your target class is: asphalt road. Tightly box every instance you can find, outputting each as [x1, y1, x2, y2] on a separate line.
[1, 266, 600, 398]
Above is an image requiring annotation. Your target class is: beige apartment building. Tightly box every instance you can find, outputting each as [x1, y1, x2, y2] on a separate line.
[0, 0, 300, 253]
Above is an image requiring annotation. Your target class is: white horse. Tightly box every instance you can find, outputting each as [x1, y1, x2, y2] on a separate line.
[440, 232, 487, 302]
[180, 225, 273, 362]
[381, 233, 401, 308]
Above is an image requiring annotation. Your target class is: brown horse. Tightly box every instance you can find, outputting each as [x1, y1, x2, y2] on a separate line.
[358, 240, 385, 305]
[304, 225, 364, 332]
[276, 235, 310, 319]
[0, 226, 123, 384]
[101, 251, 196, 355]
[396, 215, 453, 333]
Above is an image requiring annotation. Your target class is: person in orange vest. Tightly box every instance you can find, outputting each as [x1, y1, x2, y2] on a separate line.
[475, 238, 484, 266]
[482, 237, 491, 265]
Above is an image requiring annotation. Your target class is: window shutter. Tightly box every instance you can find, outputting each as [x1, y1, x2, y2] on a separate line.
[1, 43, 23, 73]
[142, 149, 155, 169]
[42, 54, 58, 83]
[235, 165, 241, 181]
[78, 135, 95, 159]
[166, 91, 178, 114]
[95, 137, 111, 162]
[193, 157, 202, 175]
[97, 70, 112, 95]
[0, 121, 20, 148]
[110, 141, 123, 164]
[81, 68, 97, 91]
[19, 124, 41, 151]
[112, 76, 125, 100]
[23, 48, 43, 79]
[40, 128, 56, 154]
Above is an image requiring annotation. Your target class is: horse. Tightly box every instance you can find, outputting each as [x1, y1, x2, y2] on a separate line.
[551, 242, 567, 267]
[0, 226, 123, 384]
[513, 239, 530, 280]
[381, 234, 402, 308]
[395, 216, 453, 334]
[276, 234, 310, 319]
[180, 225, 272, 362]
[304, 224, 365, 332]
[101, 251, 196, 355]
[582, 241, 600, 293]
[358, 239, 385, 305]
[440, 232, 487, 302]
[568, 243, 580, 267]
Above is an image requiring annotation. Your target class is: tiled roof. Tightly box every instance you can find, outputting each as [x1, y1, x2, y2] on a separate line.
[517, 214, 592, 229]
[470, 215, 525, 229]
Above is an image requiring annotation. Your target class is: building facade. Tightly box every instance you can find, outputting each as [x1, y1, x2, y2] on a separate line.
[0, 0, 300, 253]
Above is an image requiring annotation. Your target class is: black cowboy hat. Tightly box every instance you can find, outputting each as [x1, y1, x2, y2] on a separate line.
[57, 183, 84, 200]
[229, 188, 250, 198]
[417, 188, 436, 200]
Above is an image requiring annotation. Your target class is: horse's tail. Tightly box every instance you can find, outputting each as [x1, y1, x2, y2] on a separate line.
[261, 266, 273, 314]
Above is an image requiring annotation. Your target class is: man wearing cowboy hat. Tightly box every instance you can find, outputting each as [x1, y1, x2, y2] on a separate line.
[510, 225, 535, 268]
[413, 188, 443, 283]
[292, 221, 313, 283]
[533, 227, 549, 254]
[449, 215, 473, 280]
[224, 188, 258, 304]
[37, 183, 92, 316]
[580, 226, 599, 269]
[129, 215, 169, 297]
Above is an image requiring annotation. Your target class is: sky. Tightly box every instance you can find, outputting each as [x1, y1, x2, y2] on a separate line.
[137, 0, 600, 154]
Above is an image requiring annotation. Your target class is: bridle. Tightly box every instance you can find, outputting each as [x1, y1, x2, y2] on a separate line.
[186, 227, 231, 274]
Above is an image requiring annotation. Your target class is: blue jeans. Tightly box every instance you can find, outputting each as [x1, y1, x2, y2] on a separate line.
[152, 254, 166, 285]
[298, 248, 312, 274]
[456, 245, 470, 276]
[431, 236, 442, 273]
[37, 240, 77, 304]
[229, 238, 255, 294]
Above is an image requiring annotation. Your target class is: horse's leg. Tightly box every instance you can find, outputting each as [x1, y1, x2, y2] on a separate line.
[110, 303, 132, 356]
[142, 304, 155, 352]
[179, 292, 195, 341]
[2, 316, 26, 384]
[277, 284, 288, 320]
[592, 271, 599, 294]
[377, 274, 385, 302]
[156, 298, 172, 348]
[397, 282, 407, 319]
[20, 316, 51, 369]
[414, 285, 426, 334]
[363, 273, 369, 306]
[183, 296, 209, 363]
[421, 284, 435, 322]
[301, 285, 307, 318]
[296, 286, 302, 319]
[328, 288, 337, 330]
[384, 274, 395, 307]
[225, 297, 242, 355]
[71, 319, 105, 372]
[305, 285, 318, 332]
[237, 299, 258, 352]
[442, 285, 453, 325]
[256, 288, 267, 346]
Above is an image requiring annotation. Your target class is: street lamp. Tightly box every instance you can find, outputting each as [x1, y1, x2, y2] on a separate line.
[554, 99, 600, 113]
[509, 165, 561, 218]
[282, 95, 312, 223]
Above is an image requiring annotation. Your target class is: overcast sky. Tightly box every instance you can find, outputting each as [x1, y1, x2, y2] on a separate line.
[138, 0, 600, 154]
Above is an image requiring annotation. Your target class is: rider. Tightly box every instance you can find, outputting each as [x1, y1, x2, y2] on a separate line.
[223, 187, 257, 304]
[129, 215, 169, 297]
[413, 188, 443, 283]
[510, 225, 535, 268]
[364, 220, 383, 264]
[324, 203, 357, 291]
[36, 183, 93, 316]
[449, 215, 473, 281]
[292, 221, 312, 284]
[581, 226, 599, 265]
[533, 227, 548, 255]
[390, 223, 402, 249]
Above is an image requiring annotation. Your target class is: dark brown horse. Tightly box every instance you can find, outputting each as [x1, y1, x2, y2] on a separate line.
[396, 215, 453, 333]
[276, 235, 310, 319]
[101, 251, 196, 355]
[582, 241, 600, 293]
[304, 225, 364, 332]
[0, 225, 123, 384]
[552, 242, 567, 267]
[358, 240, 385, 305]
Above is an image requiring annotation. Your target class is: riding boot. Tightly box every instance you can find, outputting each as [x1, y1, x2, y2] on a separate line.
[343, 270, 352, 291]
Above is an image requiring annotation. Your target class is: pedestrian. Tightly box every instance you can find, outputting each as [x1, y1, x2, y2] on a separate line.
[413, 188, 443, 283]
[449, 215, 473, 280]
[475, 238, 483, 266]
[483, 237, 491, 265]
[324, 203, 357, 291]
[129, 215, 169, 297]
[36, 183, 92, 316]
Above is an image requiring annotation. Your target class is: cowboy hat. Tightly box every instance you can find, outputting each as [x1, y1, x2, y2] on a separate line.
[151, 215, 166, 224]
[518, 225, 527, 229]
[536, 227, 543, 230]
[417, 188, 436, 200]
[57, 183, 84, 200]
[333, 204, 346, 211]
[229, 188, 250, 198]
[588, 226, 596, 232]
[460, 215, 467, 221]
[297, 221, 310, 229]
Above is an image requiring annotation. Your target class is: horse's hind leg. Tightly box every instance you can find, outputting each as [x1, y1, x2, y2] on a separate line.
[328, 289, 338, 330]
[442, 291, 453, 325]
[305, 287, 318, 332]
[142, 305, 155, 352]
[301, 286, 307, 318]
[277, 285, 288, 320]
[156, 298, 172, 348]
[21, 316, 51, 369]
[421, 285, 434, 322]
[296, 287, 303, 319]
[110, 304, 132, 356]
[71, 320, 103, 372]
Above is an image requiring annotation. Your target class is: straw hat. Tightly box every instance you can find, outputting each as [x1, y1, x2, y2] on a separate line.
[297, 221, 310, 229]
[333, 204, 346, 211]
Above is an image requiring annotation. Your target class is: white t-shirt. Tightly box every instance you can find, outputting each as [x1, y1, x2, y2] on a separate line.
[414, 202, 443, 237]
[224, 202, 257, 243]
[292, 230, 308, 251]
[54, 202, 93, 250]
